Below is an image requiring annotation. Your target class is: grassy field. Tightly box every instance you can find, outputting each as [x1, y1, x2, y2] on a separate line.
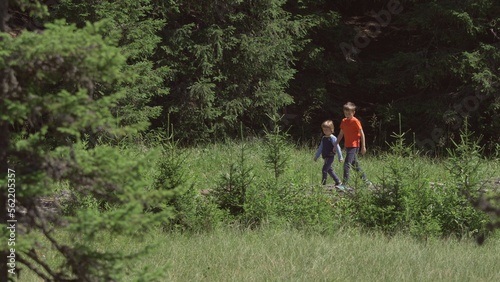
[158, 228, 500, 282]
[16, 140, 500, 281]
[20, 227, 500, 281]
[180, 140, 455, 190]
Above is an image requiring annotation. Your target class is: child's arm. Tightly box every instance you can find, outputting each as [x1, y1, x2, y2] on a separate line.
[335, 129, 344, 147]
[314, 139, 323, 161]
[360, 128, 366, 155]
[333, 137, 343, 161]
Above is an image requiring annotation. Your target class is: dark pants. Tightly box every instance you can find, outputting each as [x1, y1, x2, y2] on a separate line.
[322, 156, 341, 185]
[343, 147, 367, 184]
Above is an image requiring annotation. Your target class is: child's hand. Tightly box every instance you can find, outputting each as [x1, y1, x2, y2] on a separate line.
[339, 159, 344, 163]
[360, 147, 367, 155]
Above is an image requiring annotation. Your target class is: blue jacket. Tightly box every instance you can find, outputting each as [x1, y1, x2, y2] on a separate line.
[314, 135, 343, 161]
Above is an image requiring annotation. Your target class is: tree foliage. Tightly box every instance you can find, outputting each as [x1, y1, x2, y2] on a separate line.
[6, 0, 497, 149]
[152, 0, 311, 142]
[1, 14, 176, 281]
[49, 0, 170, 128]
[337, 0, 500, 150]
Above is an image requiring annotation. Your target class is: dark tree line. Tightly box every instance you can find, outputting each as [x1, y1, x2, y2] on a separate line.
[4, 0, 500, 150]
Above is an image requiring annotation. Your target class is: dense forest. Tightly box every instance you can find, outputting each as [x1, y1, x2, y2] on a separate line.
[3, 0, 499, 150]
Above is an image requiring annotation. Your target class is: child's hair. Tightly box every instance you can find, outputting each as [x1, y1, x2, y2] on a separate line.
[343, 102, 357, 111]
[321, 120, 334, 131]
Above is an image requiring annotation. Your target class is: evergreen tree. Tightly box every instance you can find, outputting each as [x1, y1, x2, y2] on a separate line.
[153, 0, 310, 142]
[283, 0, 344, 140]
[49, 0, 170, 128]
[0, 2, 176, 280]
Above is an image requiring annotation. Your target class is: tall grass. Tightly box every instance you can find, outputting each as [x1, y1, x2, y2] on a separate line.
[19, 227, 500, 281]
[183, 140, 450, 191]
[161, 228, 500, 282]
[17, 138, 500, 281]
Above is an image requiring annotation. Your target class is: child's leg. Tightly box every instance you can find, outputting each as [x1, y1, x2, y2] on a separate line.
[343, 147, 357, 184]
[351, 150, 368, 181]
[322, 157, 334, 185]
[327, 166, 341, 185]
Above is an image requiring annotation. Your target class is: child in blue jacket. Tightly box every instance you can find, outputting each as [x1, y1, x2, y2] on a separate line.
[314, 120, 344, 187]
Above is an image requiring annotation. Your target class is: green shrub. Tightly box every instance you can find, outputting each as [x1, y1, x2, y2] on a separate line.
[166, 185, 229, 233]
[442, 123, 490, 238]
[212, 142, 255, 216]
[344, 119, 491, 240]
[349, 125, 426, 235]
[276, 185, 338, 233]
[263, 114, 291, 183]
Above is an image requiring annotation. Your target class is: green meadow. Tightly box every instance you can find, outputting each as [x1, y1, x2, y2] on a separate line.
[18, 139, 500, 281]
[20, 227, 500, 282]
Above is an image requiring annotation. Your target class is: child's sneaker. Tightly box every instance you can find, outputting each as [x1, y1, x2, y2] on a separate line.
[335, 184, 345, 191]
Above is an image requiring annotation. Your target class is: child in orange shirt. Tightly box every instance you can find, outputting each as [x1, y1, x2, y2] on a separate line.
[335, 102, 369, 187]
